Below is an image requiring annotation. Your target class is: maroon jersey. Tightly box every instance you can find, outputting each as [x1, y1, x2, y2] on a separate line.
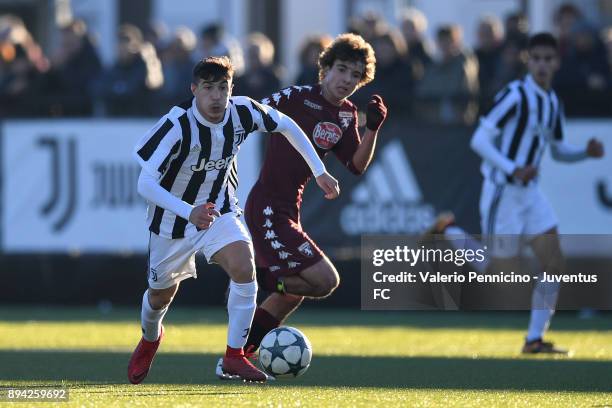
[246, 84, 362, 277]
[256, 84, 361, 210]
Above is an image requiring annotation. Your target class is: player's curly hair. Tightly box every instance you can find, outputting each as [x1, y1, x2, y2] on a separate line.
[318, 33, 376, 87]
[192, 56, 234, 83]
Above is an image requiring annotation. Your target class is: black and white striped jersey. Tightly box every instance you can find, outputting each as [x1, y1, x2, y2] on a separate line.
[478, 74, 565, 184]
[134, 96, 281, 239]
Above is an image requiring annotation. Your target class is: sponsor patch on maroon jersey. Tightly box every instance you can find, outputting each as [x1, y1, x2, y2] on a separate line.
[313, 122, 342, 150]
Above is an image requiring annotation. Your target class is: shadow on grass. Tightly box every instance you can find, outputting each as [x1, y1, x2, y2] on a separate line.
[1, 307, 610, 331]
[0, 350, 610, 392]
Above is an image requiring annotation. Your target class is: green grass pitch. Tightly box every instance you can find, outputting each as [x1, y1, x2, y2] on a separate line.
[0, 307, 610, 407]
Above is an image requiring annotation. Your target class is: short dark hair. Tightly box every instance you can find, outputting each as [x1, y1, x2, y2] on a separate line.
[556, 3, 582, 20]
[192, 56, 234, 83]
[528, 32, 558, 51]
[318, 33, 376, 86]
[436, 24, 461, 40]
[200, 23, 223, 41]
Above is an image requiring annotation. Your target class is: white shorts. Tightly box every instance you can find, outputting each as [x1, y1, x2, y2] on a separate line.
[479, 180, 558, 257]
[147, 213, 252, 289]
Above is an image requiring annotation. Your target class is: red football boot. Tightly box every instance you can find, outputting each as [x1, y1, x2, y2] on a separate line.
[222, 349, 268, 382]
[127, 325, 164, 384]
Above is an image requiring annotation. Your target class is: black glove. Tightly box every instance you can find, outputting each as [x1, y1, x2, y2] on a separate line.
[365, 94, 387, 131]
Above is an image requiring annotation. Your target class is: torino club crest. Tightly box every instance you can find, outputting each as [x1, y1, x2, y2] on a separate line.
[312, 122, 342, 150]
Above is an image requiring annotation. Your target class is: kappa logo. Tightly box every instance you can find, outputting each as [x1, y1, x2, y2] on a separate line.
[271, 240, 285, 250]
[265, 230, 278, 240]
[262, 86, 309, 106]
[340, 140, 435, 234]
[278, 251, 292, 260]
[298, 242, 314, 258]
[149, 268, 158, 282]
[282, 88, 293, 98]
[313, 122, 342, 150]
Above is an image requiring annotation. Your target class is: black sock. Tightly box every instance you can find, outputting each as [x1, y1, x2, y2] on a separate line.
[245, 307, 280, 351]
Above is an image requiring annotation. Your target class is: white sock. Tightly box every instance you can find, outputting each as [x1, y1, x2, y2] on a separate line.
[226, 280, 257, 349]
[141, 289, 169, 342]
[526, 279, 560, 341]
[445, 226, 489, 274]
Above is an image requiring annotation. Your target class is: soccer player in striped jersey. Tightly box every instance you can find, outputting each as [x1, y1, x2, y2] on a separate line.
[240, 34, 387, 353]
[128, 56, 339, 383]
[470, 33, 604, 353]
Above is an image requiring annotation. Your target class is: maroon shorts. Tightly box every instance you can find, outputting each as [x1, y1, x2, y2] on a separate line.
[244, 186, 323, 278]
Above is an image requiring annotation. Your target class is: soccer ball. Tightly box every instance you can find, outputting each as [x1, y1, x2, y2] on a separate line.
[259, 326, 312, 378]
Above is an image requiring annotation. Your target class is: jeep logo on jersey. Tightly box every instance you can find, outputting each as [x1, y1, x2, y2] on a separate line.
[191, 155, 234, 172]
[312, 122, 342, 150]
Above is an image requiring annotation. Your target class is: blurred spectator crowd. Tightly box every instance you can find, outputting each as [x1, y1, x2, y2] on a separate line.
[1, 3, 611, 122]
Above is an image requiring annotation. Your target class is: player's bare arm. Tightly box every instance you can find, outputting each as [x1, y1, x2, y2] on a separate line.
[352, 95, 388, 173]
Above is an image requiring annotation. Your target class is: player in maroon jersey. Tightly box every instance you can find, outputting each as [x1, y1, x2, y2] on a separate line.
[243, 33, 387, 351]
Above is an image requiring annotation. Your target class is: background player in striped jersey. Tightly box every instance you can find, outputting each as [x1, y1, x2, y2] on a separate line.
[470, 33, 604, 353]
[128, 56, 339, 383]
[241, 33, 387, 352]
